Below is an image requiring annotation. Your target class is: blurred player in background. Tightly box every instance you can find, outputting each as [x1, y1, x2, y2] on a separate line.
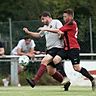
[23, 11, 71, 91]
[2, 35, 35, 87]
[39, 8, 96, 91]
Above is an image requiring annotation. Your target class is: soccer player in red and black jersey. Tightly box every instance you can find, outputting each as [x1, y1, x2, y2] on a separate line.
[39, 8, 96, 91]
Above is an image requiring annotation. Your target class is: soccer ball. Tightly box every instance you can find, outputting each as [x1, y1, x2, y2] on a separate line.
[18, 55, 29, 66]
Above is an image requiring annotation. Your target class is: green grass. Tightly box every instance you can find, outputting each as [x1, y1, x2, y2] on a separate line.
[0, 86, 96, 96]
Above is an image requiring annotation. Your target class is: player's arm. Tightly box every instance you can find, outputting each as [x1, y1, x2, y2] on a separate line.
[39, 27, 64, 36]
[26, 48, 35, 58]
[38, 27, 59, 33]
[17, 48, 27, 56]
[23, 27, 41, 38]
[0, 48, 4, 55]
[39, 24, 72, 34]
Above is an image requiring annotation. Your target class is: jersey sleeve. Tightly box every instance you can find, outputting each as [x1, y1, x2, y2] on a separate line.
[39, 31, 45, 37]
[39, 25, 47, 37]
[16, 40, 23, 49]
[59, 24, 74, 32]
[56, 20, 63, 29]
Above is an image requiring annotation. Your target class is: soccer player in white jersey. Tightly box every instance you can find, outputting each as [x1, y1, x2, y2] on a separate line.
[23, 11, 70, 91]
[3, 35, 35, 87]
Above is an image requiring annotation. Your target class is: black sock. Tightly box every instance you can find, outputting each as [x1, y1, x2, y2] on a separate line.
[79, 67, 94, 81]
[56, 62, 67, 77]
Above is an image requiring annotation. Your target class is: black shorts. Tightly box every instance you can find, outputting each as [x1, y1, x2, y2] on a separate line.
[59, 48, 80, 65]
[46, 47, 64, 58]
[46, 47, 64, 67]
[47, 48, 80, 66]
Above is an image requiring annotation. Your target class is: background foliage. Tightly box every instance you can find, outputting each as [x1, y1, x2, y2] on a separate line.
[0, 0, 96, 85]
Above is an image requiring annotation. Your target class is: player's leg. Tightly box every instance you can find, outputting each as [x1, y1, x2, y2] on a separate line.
[26, 48, 61, 88]
[69, 48, 96, 91]
[53, 49, 71, 91]
[47, 63, 64, 83]
[73, 64, 96, 91]
[53, 49, 69, 82]
[56, 62, 67, 77]
[26, 54, 53, 88]
[34, 54, 53, 82]
[53, 56, 71, 91]
[56, 62, 71, 91]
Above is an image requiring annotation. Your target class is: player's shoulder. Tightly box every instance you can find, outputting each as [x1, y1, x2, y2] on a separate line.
[68, 20, 77, 26]
[31, 39, 35, 43]
[19, 39, 24, 42]
[18, 39, 25, 44]
[52, 19, 61, 23]
[73, 20, 77, 25]
[51, 19, 62, 26]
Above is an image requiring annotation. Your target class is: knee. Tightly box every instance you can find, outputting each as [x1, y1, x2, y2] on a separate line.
[73, 65, 81, 72]
[53, 58, 58, 64]
[53, 57, 61, 64]
[41, 59, 48, 65]
[47, 70, 53, 75]
[47, 66, 56, 76]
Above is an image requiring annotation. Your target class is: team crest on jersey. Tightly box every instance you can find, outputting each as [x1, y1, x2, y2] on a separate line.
[50, 25, 52, 28]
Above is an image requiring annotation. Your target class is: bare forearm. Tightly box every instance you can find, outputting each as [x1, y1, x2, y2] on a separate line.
[46, 29, 64, 36]
[39, 27, 59, 33]
[23, 27, 41, 38]
[46, 29, 59, 33]
[26, 31, 40, 38]
[0, 49, 4, 55]
[17, 52, 26, 56]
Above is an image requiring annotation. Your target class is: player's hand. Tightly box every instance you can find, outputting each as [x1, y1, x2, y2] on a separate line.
[58, 31, 64, 39]
[23, 27, 29, 33]
[26, 53, 34, 58]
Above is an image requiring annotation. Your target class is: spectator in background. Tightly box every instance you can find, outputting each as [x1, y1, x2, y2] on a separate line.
[2, 35, 35, 87]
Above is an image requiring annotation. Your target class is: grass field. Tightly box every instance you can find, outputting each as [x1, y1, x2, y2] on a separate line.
[0, 86, 96, 96]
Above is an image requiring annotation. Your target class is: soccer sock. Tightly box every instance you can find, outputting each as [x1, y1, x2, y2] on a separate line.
[34, 64, 46, 83]
[56, 62, 67, 77]
[52, 71, 63, 83]
[79, 67, 94, 81]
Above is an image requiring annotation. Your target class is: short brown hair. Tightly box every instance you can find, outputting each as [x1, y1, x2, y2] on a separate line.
[64, 8, 74, 17]
[39, 11, 51, 18]
[23, 35, 32, 40]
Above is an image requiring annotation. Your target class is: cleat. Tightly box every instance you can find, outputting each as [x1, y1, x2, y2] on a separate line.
[91, 78, 96, 91]
[64, 81, 71, 91]
[26, 78, 36, 88]
[61, 77, 70, 85]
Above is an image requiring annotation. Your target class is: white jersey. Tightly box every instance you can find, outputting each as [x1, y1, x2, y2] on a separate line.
[40, 19, 64, 50]
[11, 39, 35, 55]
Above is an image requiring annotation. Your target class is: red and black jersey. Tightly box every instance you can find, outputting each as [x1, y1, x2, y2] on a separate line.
[59, 20, 80, 50]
